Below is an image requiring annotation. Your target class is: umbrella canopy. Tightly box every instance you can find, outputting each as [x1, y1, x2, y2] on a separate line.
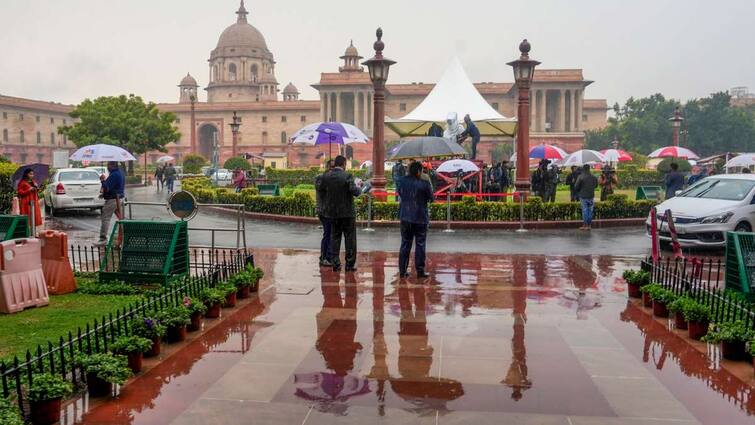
[437, 159, 479, 173]
[388, 137, 467, 160]
[69, 144, 136, 162]
[648, 146, 699, 160]
[528, 144, 568, 160]
[156, 155, 175, 163]
[294, 372, 370, 402]
[561, 149, 606, 167]
[600, 149, 633, 162]
[12, 163, 49, 190]
[290, 122, 369, 146]
[725, 153, 755, 168]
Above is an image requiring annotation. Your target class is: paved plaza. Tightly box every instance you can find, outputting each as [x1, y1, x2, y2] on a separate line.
[69, 249, 754, 425]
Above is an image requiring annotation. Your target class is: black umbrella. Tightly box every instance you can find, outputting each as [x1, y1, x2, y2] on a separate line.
[388, 137, 467, 160]
[12, 163, 49, 190]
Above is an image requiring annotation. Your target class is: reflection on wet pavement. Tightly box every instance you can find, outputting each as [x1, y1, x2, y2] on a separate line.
[72, 250, 753, 425]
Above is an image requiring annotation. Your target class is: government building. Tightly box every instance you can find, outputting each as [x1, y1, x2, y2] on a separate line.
[0, 1, 607, 167]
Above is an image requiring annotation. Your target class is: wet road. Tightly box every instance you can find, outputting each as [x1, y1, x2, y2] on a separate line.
[47, 184, 653, 256]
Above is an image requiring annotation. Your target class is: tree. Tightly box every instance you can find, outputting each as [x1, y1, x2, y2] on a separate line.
[59, 94, 180, 175]
[182, 154, 207, 174]
[223, 156, 251, 171]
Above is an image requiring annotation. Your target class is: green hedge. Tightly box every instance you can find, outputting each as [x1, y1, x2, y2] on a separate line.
[264, 167, 369, 187]
[0, 163, 19, 213]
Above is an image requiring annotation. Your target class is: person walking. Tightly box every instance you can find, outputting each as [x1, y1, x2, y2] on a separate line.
[17, 168, 42, 230]
[96, 161, 125, 245]
[232, 167, 247, 193]
[565, 165, 581, 202]
[315, 160, 335, 267]
[664, 162, 685, 199]
[164, 163, 177, 193]
[319, 155, 361, 272]
[462, 114, 481, 160]
[574, 164, 598, 230]
[598, 165, 618, 201]
[398, 161, 434, 279]
[154, 164, 164, 191]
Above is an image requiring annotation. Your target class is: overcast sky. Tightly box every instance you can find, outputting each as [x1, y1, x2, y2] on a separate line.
[1, 0, 753, 107]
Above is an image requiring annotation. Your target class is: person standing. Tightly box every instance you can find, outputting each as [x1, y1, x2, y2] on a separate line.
[17, 168, 42, 230]
[232, 167, 247, 193]
[398, 161, 434, 279]
[574, 164, 598, 230]
[315, 160, 334, 267]
[462, 114, 481, 160]
[163, 163, 177, 193]
[664, 162, 685, 199]
[319, 155, 361, 272]
[154, 164, 164, 191]
[544, 164, 559, 203]
[427, 122, 443, 137]
[97, 161, 125, 245]
[686, 165, 705, 186]
[392, 160, 406, 200]
[565, 165, 581, 202]
[598, 166, 618, 201]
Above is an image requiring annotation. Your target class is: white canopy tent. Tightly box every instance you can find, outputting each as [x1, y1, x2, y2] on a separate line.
[385, 57, 518, 137]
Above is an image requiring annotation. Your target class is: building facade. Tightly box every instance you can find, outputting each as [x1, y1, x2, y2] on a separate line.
[0, 1, 607, 167]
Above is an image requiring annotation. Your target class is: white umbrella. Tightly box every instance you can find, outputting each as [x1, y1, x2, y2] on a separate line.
[600, 149, 633, 163]
[437, 159, 479, 173]
[561, 149, 606, 167]
[647, 146, 699, 159]
[69, 144, 136, 162]
[725, 153, 755, 168]
[156, 155, 175, 163]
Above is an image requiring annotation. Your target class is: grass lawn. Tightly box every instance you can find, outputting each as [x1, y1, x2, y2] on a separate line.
[0, 292, 139, 361]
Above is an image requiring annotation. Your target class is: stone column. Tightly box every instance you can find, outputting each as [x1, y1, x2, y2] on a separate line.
[575, 89, 583, 132]
[321, 92, 327, 122]
[539, 90, 546, 132]
[352, 92, 358, 126]
[333, 92, 340, 122]
[557, 89, 566, 132]
[362, 92, 369, 130]
[530, 90, 537, 131]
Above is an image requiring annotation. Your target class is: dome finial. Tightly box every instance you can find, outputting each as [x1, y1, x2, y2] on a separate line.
[236, 0, 248, 23]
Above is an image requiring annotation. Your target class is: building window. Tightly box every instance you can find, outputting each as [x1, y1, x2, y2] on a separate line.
[37, 153, 44, 163]
[20, 153, 27, 163]
[36, 131, 41, 144]
[281, 131, 287, 144]
[36, 115, 40, 123]
[19, 114, 23, 121]
[63, 134, 67, 145]
[261, 116, 267, 123]
[2, 129, 6, 142]
[491, 102, 499, 111]
[19, 130, 24, 143]
[399, 103, 407, 112]
[281, 116, 287, 123]
[582, 114, 588, 122]
[175, 118, 180, 123]
[63, 119, 67, 125]
[50, 117, 54, 124]
[262, 131, 268, 144]
[2, 112, 6, 119]
[50, 133, 55, 145]
[270, 161, 277, 169]
[300, 115, 306, 122]
[228, 63, 237, 81]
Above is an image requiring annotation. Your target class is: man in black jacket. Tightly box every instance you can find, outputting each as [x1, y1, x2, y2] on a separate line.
[318, 155, 362, 272]
[314, 160, 334, 267]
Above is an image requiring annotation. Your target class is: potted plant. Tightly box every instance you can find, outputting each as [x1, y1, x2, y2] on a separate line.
[219, 283, 238, 308]
[76, 353, 133, 397]
[229, 269, 253, 299]
[682, 301, 711, 340]
[702, 320, 753, 361]
[129, 316, 167, 357]
[200, 288, 225, 318]
[183, 296, 206, 331]
[648, 286, 676, 318]
[158, 305, 191, 343]
[639, 283, 659, 308]
[110, 335, 152, 373]
[248, 266, 264, 293]
[27, 373, 72, 425]
[622, 269, 648, 299]
[0, 397, 24, 425]
[668, 297, 691, 330]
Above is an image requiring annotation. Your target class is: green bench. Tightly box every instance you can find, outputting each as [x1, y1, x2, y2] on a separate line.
[257, 184, 280, 196]
[636, 186, 663, 201]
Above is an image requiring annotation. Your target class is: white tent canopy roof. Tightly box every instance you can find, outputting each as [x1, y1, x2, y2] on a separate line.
[385, 57, 518, 137]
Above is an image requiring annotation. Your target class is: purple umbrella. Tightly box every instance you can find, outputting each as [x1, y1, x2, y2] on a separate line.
[291, 121, 369, 157]
[12, 163, 49, 190]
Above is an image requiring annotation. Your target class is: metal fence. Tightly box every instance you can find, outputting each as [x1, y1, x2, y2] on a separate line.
[1, 248, 251, 418]
[641, 256, 755, 330]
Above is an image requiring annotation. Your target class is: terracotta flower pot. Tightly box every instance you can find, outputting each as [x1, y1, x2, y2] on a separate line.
[642, 292, 652, 308]
[205, 302, 221, 318]
[721, 341, 747, 361]
[237, 286, 251, 299]
[223, 292, 237, 308]
[127, 352, 143, 374]
[30, 398, 61, 425]
[86, 373, 113, 397]
[188, 312, 202, 331]
[145, 337, 161, 358]
[674, 311, 688, 330]
[166, 325, 187, 343]
[627, 282, 641, 298]
[688, 320, 709, 340]
[652, 300, 669, 318]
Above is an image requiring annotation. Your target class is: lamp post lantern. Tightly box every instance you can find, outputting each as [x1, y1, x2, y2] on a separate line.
[230, 111, 241, 157]
[669, 106, 683, 147]
[362, 27, 396, 201]
[507, 39, 540, 198]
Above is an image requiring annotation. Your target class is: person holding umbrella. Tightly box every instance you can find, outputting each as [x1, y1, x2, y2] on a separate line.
[16, 168, 42, 230]
[154, 164, 165, 191]
[398, 161, 434, 279]
[97, 161, 125, 245]
[319, 155, 361, 272]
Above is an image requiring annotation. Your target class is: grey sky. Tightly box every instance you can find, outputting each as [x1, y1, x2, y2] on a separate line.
[1, 0, 753, 107]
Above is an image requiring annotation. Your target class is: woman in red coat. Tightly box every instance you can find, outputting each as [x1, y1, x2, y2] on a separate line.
[17, 168, 42, 227]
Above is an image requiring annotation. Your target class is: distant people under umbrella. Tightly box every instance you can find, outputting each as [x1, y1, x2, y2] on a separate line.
[575, 164, 598, 230]
[97, 162, 125, 245]
[154, 164, 165, 191]
[315, 160, 335, 267]
[319, 155, 361, 272]
[16, 168, 42, 229]
[531, 160, 549, 199]
[164, 163, 177, 193]
[427, 122, 443, 137]
[565, 165, 581, 202]
[398, 161, 434, 279]
[461, 114, 481, 160]
[544, 163, 559, 203]
[664, 163, 685, 199]
[232, 167, 247, 192]
[598, 165, 618, 201]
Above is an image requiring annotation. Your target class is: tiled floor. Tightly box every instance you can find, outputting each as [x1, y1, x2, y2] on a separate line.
[73, 250, 755, 425]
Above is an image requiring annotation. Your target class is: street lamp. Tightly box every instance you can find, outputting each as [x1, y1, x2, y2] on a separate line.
[362, 27, 396, 201]
[669, 106, 683, 147]
[229, 111, 241, 157]
[507, 39, 540, 198]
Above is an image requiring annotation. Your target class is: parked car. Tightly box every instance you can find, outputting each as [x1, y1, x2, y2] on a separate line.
[43, 168, 105, 216]
[86, 166, 108, 178]
[210, 168, 232, 186]
[646, 174, 755, 248]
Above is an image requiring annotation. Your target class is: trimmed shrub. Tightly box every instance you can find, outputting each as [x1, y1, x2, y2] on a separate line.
[224, 156, 252, 171]
[182, 154, 207, 174]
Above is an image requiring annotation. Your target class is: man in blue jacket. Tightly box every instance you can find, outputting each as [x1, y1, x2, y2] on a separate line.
[462, 114, 481, 160]
[97, 161, 125, 245]
[398, 161, 434, 279]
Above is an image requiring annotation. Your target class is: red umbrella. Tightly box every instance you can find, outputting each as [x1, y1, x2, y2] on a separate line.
[600, 149, 633, 162]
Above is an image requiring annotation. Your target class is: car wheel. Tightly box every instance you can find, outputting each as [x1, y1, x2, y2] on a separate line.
[734, 222, 752, 233]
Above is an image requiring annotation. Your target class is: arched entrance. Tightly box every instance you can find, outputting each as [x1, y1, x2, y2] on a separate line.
[198, 124, 218, 161]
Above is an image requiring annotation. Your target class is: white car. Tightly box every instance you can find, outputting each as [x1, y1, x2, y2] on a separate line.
[210, 168, 232, 186]
[86, 166, 108, 178]
[645, 174, 755, 248]
[44, 168, 105, 216]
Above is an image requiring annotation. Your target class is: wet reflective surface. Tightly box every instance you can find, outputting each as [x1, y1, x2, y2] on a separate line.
[71, 250, 754, 425]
